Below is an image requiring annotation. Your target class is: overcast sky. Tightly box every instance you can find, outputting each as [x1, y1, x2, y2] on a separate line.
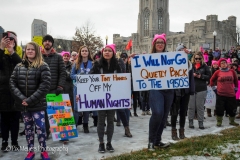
[0, 0, 239, 45]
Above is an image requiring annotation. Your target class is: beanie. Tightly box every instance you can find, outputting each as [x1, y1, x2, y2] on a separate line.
[212, 60, 218, 65]
[152, 33, 166, 45]
[42, 34, 54, 44]
[102, 44, 116, 54]
[176, 43, 185, 51]
[61, 51, 70, 57]
[218, 58, 227, 66]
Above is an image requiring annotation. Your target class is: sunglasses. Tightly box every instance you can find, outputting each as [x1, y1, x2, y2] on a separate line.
[195, 58, 202, 60]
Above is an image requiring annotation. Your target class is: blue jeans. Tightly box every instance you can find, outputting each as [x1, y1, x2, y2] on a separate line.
[148, 90, 174, 144]
[116, 109, 130, 127]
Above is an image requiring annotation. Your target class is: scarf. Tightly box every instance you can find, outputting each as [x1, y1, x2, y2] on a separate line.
[195, 63, 201, 70]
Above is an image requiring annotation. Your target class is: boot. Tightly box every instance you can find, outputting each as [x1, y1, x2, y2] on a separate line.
[236, 114, 240, 119]
[229, 117, 239, 126]
[83, 123, 89, 133]
[19, 129, 25, 136]
[179, 128, 186, 139]
[171, 129, 179, 140]
[93, 116, 98, 127]
[12, 141, 20, 151]
[198, 121, 205, 129]
[124, 126, 132, 137]
[189, 119, 194, 128]
[116, 121, 121, 126]
[207, 109, 212, 117]
[216, 116, 223, 127]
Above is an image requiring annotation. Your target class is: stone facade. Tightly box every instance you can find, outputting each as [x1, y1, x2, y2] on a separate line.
[113, 0, 237, 54]
[167, 15, 237, 52]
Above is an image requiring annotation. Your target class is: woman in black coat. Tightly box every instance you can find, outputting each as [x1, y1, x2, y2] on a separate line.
[0, 32, 22, 151]
[9, 42, 51, 160]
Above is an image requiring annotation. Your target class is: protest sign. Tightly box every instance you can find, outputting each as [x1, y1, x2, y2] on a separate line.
[46, 94, 78, 141]
[205, 86, 216, 109]
[236, 80, 240, 100]
[131, 51, 189, 91]
[33, 36, 43, 48]
[76, 73, 131, 112]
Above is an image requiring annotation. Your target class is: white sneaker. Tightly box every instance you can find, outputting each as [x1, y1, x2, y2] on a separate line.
[146, 111, 152, 115]
[141, 111, 146, 115]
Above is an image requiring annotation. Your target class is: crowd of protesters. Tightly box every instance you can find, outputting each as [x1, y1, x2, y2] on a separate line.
[1, 31, 240, 160]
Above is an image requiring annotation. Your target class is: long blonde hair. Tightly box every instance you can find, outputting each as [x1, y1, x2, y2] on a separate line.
[75, 46, 92, 70]
[191, 52, 204, 65]
[23, 42, 44, 68]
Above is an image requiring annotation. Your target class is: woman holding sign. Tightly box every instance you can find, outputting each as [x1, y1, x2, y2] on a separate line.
[9, 42, 51, 160]
[71, 46, 98, 133]
[144, 34, 191, 151]
[89, 44, 124, 153]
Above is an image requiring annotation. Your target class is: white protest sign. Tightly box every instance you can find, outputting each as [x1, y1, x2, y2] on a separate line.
[205, 86, 216, 109]
[131, 51, 189, 91]
[76, 73, 131, 111]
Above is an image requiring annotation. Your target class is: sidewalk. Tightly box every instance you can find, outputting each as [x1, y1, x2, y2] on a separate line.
[0, 110, 237, 160]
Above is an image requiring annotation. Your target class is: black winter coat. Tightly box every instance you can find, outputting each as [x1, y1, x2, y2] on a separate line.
[42, 53, 66, 92]
[0, 49, 22, 111]
[192, 63, 211, 92]
[89, 59, 122, 74]
[9, 61, 51, 112]
[63, 61, 73, 104]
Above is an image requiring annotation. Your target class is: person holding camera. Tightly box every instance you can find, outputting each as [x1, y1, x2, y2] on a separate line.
[188, 52, 211, 129]
[0, 31, 22, 151]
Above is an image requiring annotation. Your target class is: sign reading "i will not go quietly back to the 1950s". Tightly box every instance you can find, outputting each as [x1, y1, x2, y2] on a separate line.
[131, 51, 189, 91]
[76, 73, 131, 112]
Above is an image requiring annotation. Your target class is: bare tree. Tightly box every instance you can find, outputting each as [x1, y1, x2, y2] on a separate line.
[73, 21, 104, 55]
[225, 25, 240, 45]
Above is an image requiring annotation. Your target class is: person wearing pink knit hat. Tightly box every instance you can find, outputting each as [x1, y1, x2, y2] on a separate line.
[148, 33, 192, 151]
[88, 43, 131, 153]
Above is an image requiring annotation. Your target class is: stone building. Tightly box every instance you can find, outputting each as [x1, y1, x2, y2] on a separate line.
[31, 19, 47, 39]
[166, 15, 237, 52]
[113, 0, 237, 54]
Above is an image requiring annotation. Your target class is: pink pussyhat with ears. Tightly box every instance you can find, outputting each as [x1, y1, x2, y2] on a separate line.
[227, 58, 232, 64]
[211, 60, 218, 65]
[61, 51, 70, 57]
[102, 44, 116, 54]
[152, 33, 166, 45]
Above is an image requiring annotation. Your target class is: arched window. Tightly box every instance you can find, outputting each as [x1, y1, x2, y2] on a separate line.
[144, 8, 150, 36]
[158, 9, 163, 31]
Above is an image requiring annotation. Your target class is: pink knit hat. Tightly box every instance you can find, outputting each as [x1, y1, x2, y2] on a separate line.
[218, 58, 227, 66]
[212, 60, 218, 65]
[152, 33, 166, 45]
[102, 44, 116, 54]
[61, 51, 70, 57]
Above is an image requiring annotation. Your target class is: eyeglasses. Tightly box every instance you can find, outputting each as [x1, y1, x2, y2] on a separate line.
[71, 54, 76, 56]
[155, 41, 165, 45]
[195, 58, 202, 60]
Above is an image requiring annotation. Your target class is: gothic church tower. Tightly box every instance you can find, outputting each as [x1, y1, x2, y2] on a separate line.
[132, 0, 170, 53]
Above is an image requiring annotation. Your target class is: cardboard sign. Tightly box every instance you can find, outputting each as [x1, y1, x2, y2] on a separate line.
[205, 86, 216, 109]
[76, 73, 131, 111]
[46, 94, 78, 141]
[131, 51, 189, 91]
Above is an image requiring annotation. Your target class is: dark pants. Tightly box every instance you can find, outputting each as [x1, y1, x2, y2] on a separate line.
[1, 111, 21, 144]
[171, 94, 190, 128]
[148, 90, 174, 144]
[141, 91, 150, 111]
[132, 91, 140, 113]
[116, 109, 129, 127]
[97, 110, 115, 143]
[216, 94, 237, 117]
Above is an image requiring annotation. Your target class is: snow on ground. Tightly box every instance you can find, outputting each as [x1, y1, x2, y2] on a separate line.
[0, 109, 238, 160]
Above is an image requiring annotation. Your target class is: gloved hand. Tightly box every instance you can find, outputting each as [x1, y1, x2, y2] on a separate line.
[56, 87, 63, 96]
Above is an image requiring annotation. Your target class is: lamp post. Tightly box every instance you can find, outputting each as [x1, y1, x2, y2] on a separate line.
[58, 45, 62, 53]
[105, 35, 108, 45]
[213, 31, 217, 50]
